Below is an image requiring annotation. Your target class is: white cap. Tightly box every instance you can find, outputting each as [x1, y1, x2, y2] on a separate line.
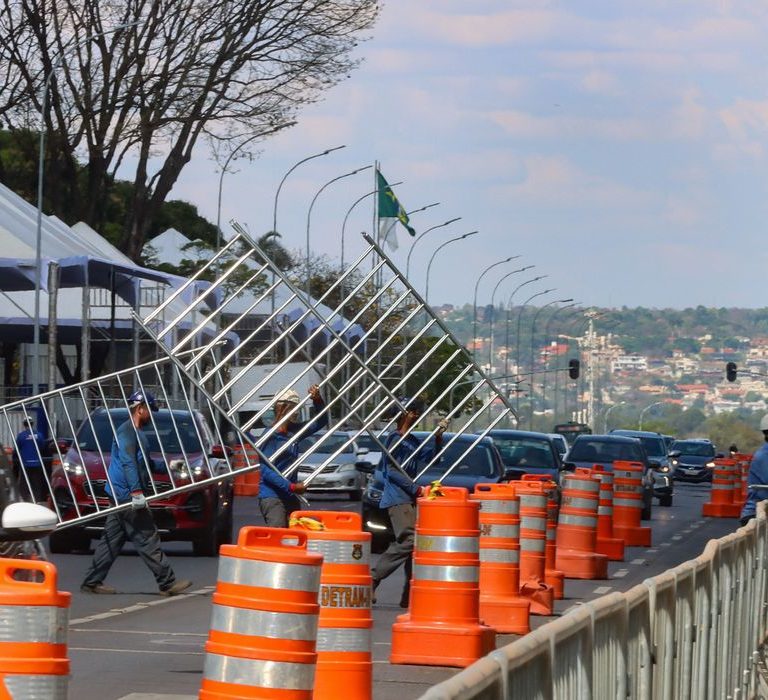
[276, 389, 300, 405]
[760, 414, 768, 431]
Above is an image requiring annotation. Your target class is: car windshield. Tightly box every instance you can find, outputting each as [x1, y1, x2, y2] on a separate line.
[77, 412, 204, 454]
[672, 441, 715, 457]
[298, 434, 355, 454]
[638, 437, 666, 458]
[424, 441, 496, 478]
[355, 434, 381, 452]
[491, 436, 556, 469]
[569, 439, 644, 463]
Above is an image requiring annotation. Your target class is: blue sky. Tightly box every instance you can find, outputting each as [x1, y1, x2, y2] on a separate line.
[172, 1, 768, 310]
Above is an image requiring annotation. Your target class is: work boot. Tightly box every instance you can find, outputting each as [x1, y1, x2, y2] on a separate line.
[160, 579, 193, 597]
[371, 580, 379, 605]
[80, 582, 117, 594]
[399, 582, 410, 609]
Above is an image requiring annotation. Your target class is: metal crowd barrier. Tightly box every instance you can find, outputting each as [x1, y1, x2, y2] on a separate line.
[419, 504, 768, 699]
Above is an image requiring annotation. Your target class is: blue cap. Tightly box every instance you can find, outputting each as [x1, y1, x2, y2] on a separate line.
[128, 390, 159, 412]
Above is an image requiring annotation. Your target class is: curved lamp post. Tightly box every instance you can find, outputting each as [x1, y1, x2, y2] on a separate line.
[548, 306, 584, 423]
[487, 265, 534, 374]
[639, 401, 665, 431]
[515, 288, 555, 416]
[503, 275, 546, 385]
[471, 257, 519, 357]
[425, 231, 479, 305]
[540, 301, 578, 422]
[405, 217, 461, 281]
[602, 401, 626, 432]
[305, 165, 371, 296]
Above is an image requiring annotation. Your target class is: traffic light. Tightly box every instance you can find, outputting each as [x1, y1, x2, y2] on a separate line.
[568, 359, 580, 379]
[726, 361, 737, 382]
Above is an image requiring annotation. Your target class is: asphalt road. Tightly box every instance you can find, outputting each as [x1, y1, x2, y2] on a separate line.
[46, 482, 738, 700]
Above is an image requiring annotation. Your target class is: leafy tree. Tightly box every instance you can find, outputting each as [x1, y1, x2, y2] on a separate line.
[703, 413, 762, 453]
[0, 0, 379, 259]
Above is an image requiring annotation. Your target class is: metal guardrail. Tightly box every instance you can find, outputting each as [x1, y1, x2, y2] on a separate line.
[419, 505, 768, 699]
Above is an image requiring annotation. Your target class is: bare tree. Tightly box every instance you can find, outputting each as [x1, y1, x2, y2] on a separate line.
[0, 0, 379, 258]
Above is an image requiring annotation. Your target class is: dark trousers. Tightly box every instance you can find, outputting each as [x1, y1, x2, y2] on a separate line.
[371, 502, 416, 586]
[259, 495, 302, 528]
[18, 467, 48, 503]
[82, 508, 176, 591]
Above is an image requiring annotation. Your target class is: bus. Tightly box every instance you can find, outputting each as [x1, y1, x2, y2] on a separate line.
[553, 422, 592, 445]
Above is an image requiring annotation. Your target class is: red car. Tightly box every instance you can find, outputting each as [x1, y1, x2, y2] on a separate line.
[49, 408, 234, 556]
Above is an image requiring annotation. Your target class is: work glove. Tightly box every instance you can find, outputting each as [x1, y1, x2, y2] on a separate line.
[131, 492, 147, 510]
[436, 418, 450, 433]
[168, 459, 186, 471]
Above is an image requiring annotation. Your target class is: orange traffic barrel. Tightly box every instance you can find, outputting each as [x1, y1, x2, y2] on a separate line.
[391, 486, 495, 667]
[290, 511, 373, 700]
[516, 481, 555, 615]
[612, 461, 652, 547]
[200, 527, 323, 700]
[555, 471, 608, 579]
[591, 466, 625, 562]
[233, 444, 260, 496]
[471, 483, 530, 634]
[0, 558, 70, 699]
[702, 458, 741, 518]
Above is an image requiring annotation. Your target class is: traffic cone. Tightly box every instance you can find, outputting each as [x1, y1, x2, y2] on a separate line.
[702, 459, 742, 518]
[591, 466, 625, 561]
[516, 481, 555, 615]
[612, 461, 652, 547]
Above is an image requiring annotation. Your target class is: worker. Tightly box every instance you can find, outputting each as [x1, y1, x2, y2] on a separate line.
[15, 417, 48, 502]
[740, 415, 768, 526]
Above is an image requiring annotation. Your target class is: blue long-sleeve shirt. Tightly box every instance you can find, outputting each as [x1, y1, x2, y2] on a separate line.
[106, 420, 163, 504]
[379, 431, 440, 509]
[258, 398, 328, 501]
[16, 428, 45, 468]
[741, 442, 768, 519]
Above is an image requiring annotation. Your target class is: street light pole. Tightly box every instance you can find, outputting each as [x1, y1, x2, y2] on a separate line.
[405, 217, 461, 281]
[515, 288, 555, 417]
[548, 307, 583, 423]
[305, 165, 371, 297]
[602, 401, 626, 432]
[33, 20, 143, 396]
[540, 302, 578, 422]
[487, 264, 532, 375]
[425, 232, 479, 305]
[503, 275, 546, 389]
[639, 401, 665, 431]
[471, 257, 518, 358]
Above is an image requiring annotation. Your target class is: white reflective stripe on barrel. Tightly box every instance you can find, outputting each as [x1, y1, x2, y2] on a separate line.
[614, 498, 641, 508]
[317, 626, 371, 653]
[479, 548, 519, 563]
[711, 484, 732, 490]
[479, 523, 518, 539]
[320, 584, 372, 609]
[561, 496, 598, 511]
[415, 534, 478, 554]
[519, 495, 547, 508]
[203, 653, 315, 690]
[559, 513, 597, 528]
[562, 479, 599, 493]
[477, 500, 519, 515]
[211, 604, 317, 641]
[614, 484, 642, 494]
[613, 471, 638, 479]
[219, 556, 320, 592]
[3, 675, 67, 700]
[413, 564, 479, 582]
[0, 606, 68, 644]
[307, 538, 370, 565]
[546, 528, 556, 540]
[520, 539, 546, 552]
[598, 506, 613, 516]
[520, 516, 547, 531]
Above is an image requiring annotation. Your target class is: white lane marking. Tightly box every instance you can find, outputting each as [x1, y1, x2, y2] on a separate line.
[646, 549, 658, 553]
[70, 646, 203, 656]
[593, 586, 612, 595]
[660, 542, 672, 547]
[70, 586, 214, 625]
[613, 569, 629, 578]
[630, 559, 645, 565]
[70, 628, 207, 636]
[671, 535, 683, 541]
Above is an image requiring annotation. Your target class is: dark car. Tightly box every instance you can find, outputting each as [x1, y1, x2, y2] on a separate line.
[609, 429, 675, 507]
[669, 439, 718, 483]
[49, 408, 234, 556]
[563, 434, 656, 518]
[485, 430, 563, 483]
[361, 433, 506, 552]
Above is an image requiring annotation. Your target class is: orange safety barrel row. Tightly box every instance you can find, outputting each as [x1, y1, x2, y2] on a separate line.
[232, 444, 260, 497]
[290, 511, 373, 700]
[517, 482, 555, 615]
[200, 527, 323, 700]
[612, 461, 652, 547]
[591, 466, 625, 562]
[702, 458, 742, 518]
[0, 558, 70, 700]
[391, 486, 495, 668]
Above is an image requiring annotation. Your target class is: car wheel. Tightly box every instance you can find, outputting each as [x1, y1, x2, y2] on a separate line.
[217, 506, 235, 547]
[49, 528, 90, 554]
[349, 489, 362, 502]
[659, 495, 673, 507]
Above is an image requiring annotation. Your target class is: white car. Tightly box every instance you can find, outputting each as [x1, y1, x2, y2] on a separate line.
[296, 431, 370, 500]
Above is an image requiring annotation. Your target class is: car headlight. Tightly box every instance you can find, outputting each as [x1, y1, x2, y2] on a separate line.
[658, 466, 669, 473]
[705, 461, 715, 468]
[670, 459, 678, 466]
[62, 461, 84, 476]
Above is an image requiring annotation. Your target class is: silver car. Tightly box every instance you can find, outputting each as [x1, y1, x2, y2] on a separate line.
[296, 431, 368, 501]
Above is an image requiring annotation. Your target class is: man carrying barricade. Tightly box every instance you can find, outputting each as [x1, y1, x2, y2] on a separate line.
[371, 397, 448, 608]
[257, 384, 328, 528]
[740, 414, 768, 526]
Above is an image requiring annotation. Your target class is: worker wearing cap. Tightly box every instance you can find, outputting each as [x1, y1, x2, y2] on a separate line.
[81, 390, 191, 596]
[371, 397, 449, 608]
[15, 417, 47, 502]
[740, 414, 768, 526]
[258, 384, 328, 527]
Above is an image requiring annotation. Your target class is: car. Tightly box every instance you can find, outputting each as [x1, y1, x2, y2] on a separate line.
[662, 435, 676, 453]
[548, 433, 569, 462]
[669, 439, 719, 483]
[563, 434, 656, 518]
[48, 408, 234, 556]
[609, 429, 675, 507]
[485, 430, 564, 484]
[296, 430, 369, 500]
[361, 433, 506, 552]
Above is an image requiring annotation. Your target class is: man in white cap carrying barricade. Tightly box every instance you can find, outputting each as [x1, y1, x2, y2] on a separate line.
[257, 384, 327, 527]
[740, 413, 768, 526]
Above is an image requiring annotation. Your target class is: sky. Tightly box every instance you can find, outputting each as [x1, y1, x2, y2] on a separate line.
[170, 0, 768, 311]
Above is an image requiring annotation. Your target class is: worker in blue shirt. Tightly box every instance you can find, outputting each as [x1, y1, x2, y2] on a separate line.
[371, 397, 448, 608]
[81, 391, 191, 596]
[257, 384, 328, 527]
[15, 417, 47, 502]
[740, 415, 768, 526]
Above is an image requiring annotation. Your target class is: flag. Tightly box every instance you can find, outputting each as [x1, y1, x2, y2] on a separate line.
[377, 170, 415, 251]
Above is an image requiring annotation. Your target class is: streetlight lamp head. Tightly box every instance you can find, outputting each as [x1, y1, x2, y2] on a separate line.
[323, 145, 346, 155]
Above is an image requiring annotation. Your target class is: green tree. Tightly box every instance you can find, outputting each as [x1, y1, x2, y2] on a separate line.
[703, 412, 762, 453]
